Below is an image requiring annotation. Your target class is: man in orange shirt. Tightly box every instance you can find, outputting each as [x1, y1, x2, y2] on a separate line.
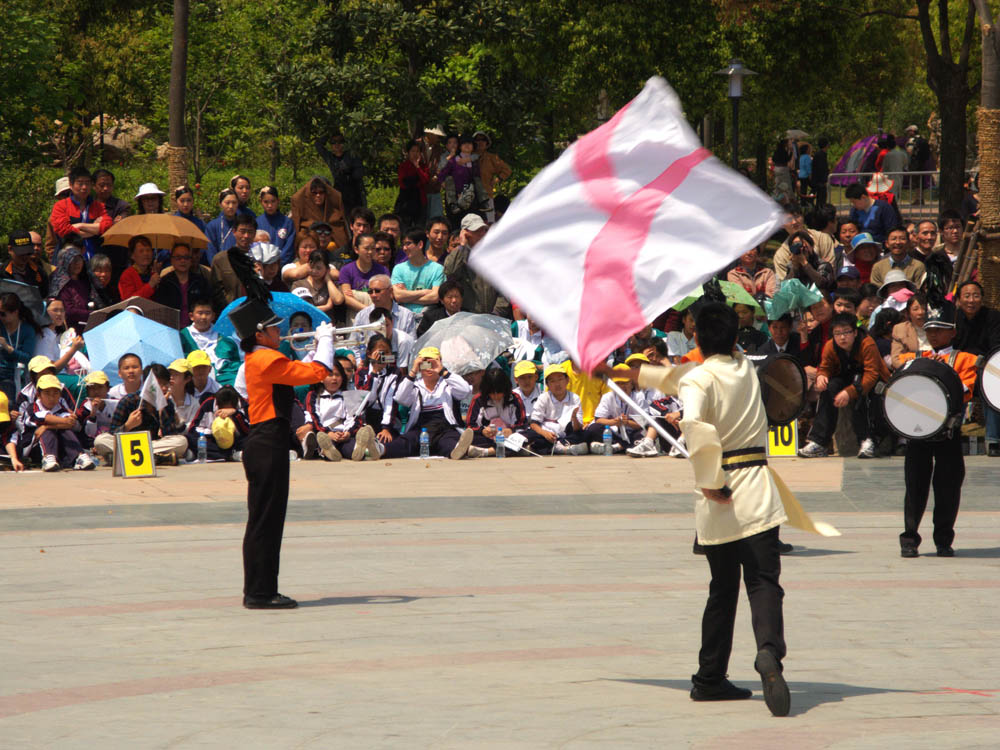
[896, 300, 978, 557]
[229, 297, 335, 609]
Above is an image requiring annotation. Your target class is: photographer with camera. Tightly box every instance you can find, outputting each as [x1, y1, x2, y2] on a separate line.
[778, 231, 835, 294]
[773, 206, 837, 283]
[354, 333, 402, 447]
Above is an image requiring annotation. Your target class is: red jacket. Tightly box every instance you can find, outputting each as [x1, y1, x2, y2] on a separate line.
[49, 196, 112, 240]
[118, 266, 156, 300]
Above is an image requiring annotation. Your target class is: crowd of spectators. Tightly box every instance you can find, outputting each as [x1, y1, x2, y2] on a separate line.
[3, 127, 999, 473]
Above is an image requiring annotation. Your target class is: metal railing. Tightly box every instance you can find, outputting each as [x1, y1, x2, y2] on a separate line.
[827, 170, 940, 221]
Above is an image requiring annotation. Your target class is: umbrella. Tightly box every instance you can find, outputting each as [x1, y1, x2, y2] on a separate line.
[414, 312, 514, 375]
[83, 310, 184, 385]
[214, 292, 330, 337]
[674, 280, 762, 313]
[85, 296, 181, 331]
[764, 279, 824, 320]
[785, 129, 809, 140]
[100, 214, 210, 250]
[0, 279, 51, 326]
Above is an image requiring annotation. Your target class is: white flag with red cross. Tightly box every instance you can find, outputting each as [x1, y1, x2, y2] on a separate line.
[469, 77, 785, 371]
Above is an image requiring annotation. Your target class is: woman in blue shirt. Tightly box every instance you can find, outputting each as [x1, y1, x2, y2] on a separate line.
[172, 185, 207, 234]
[204, 188, 241, 263]
[256, 186, 296, 265]
[230, 174, 257, 220]
[0, 293, 39, 402]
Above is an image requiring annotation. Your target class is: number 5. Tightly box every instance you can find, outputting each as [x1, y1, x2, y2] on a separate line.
[129, 441, 145, 467]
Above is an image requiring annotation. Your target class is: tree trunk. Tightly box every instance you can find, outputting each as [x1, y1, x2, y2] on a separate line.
[976, 1, 1000, 308]
[937, 81, 969, 213]
[167, 0, 190, 198]
[269, 139, 280, 184]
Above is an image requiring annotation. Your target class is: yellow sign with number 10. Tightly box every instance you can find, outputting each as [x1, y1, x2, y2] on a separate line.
[114, 431, 157, 478]
[767, 421, 798, 457]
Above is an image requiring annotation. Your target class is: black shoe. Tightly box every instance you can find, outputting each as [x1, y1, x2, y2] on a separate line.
[778, 540, 794, 554]
[936, 546, 955, 557]
[755, 650, 790, 717]
[690, 677, 752, 702]
[693, 541, 706, 555]
[243, 593, 298, 609]
[900, 546, 919, 558]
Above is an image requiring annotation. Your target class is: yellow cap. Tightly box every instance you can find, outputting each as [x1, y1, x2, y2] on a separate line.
[0, 391, 9, 423]
[84, 371, 110, 386]
[36, 374, 62, 391]
[167, 358, 191, 373]
[513, 360, 537, 378]
[211, 417, 236, 450]
[611, 363, 633, 383]
[186, 350, 212, 368]
[543, 362, 569, 382]
[28, 355, 54, 374]
[417, 346, 441, 360]
[624, 352, 650, 365]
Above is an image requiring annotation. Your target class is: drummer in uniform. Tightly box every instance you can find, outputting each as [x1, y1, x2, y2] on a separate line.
[896, 300, 978, 558]
[229, 298, 336, 608]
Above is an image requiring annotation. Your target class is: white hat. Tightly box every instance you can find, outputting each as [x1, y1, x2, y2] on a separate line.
[460, 214, 487, 232]
[424, 124, 446, 137]
[134, 182, 165, 199]
[905, 124, 919, 133]
[250, 242, 281, 265]
[867, 173, 894, 194]
[54, 176, 71, 197]
[291, 286, 314, 301]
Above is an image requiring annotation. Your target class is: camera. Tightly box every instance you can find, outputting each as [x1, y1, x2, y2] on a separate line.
[789, 240, 803, 256]
[419, 361, 432, 371]
[381, 354, 396, 365]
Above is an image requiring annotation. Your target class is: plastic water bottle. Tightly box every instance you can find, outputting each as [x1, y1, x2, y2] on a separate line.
[495, 432, 505, 458]
[197, 434, 208, 463]
[419, 428, 430, 459]
[603, 426, 613, 456]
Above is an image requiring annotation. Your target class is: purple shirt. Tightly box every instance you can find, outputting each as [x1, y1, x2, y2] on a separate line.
[338, 261, 389, 291]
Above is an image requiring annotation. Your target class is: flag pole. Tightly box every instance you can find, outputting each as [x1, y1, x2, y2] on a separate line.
[603, 378, 690, 459]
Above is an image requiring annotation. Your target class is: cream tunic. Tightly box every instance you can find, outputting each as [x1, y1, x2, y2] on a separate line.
[638, 354, 787, 545]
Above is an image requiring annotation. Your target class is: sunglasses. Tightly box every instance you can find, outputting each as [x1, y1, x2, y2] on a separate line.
[369, 287, 390, 293]
[172, 254, 192, 261]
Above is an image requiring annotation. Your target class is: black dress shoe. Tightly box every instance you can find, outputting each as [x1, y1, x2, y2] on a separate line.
[690, 677, 752, 702]
[243, 593, 298, 609]
[988, 443, 1000, 457]
[900, 546, 919, 558]
[755, 650, 790, 717]
[778, 540, 794, 554]
[936, 546, 955, 557]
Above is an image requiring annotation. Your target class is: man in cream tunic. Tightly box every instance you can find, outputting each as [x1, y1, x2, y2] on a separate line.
[618, 302, 791, 716]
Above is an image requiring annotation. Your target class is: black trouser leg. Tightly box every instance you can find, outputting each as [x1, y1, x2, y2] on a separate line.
[740, 527, 786, 663]
[808, 376, 856, 445]
[242, 419, 290, 598]
[695, 540, 742, 684]
[901, 439, 934, 548]
[930, 433, 964, 549]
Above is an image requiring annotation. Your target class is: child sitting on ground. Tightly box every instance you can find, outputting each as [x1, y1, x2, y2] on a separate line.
[466, 367, 528, 457]
[584, 364, 646, 454]
[186, 350, 220, 400]
[75, 371, 117, 449]
[527, 363, 588, 455]
[186, 385, 249, 461]
[304, 360, 377, 461]
[22, 374, 94, 471]
[108, 352, 144, 399]
[512, 360, 541, 415]
[354, 334, 402, 447]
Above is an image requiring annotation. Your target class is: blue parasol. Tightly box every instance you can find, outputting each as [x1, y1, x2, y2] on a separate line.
[214, 292, 330, 338]
[82, 310, 184, 385]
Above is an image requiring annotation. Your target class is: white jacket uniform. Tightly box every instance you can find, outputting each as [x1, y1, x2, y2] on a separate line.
[394, 371, 472, 433]
[529, 390, 581, 437]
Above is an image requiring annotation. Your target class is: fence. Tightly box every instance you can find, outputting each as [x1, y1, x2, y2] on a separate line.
[826, 170, 941, 222]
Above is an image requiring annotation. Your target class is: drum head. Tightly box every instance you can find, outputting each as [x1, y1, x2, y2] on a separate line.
[755, 354, 807, 425]
[883, 372, 949, 439]
[981, 348, 1000, 412]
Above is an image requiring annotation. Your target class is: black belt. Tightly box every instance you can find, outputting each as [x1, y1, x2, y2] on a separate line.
[721, 446, 768, 470]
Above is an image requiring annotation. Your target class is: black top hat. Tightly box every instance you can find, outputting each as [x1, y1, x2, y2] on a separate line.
[923, 299, 956, 329]
[227, 299, 284, 340]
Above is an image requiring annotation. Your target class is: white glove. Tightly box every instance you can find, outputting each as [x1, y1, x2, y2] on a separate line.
[315, 322, 335, 341]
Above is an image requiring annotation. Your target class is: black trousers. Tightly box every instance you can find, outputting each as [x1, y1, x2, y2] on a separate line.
[807, 375, 878, 446]
[694, 526, 785, 686]
[900, 432, 964, 549]
[242, 418, 290, 598]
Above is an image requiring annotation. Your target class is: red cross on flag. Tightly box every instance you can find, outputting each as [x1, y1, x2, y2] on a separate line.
[469, 77, 786, 371]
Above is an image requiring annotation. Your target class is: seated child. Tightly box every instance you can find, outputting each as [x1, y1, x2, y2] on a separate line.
[186, 349, 220, 400]
[180, 298, 241, 386]
[2, 390, 24, 472]
[584, 364, 646, 454]
[512, 360, 541, 415]
[354, 334, 402, 446]
[75, 370, 118, 449]
[107, 352, 144, 399]
[465, 367, 528, 457]
[303, 360, 377, 462]
[21, 373, 94, 471]
[527, 363, 588, 455]
[186, 385, 249, 461]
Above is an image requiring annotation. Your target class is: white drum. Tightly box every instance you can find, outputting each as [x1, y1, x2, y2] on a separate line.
[881, 357, 964, 440]
[979, 347, 1000, 411]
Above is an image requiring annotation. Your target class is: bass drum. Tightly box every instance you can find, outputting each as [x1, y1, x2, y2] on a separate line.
[979, 347, 1000, 411]
[751, 353, 807, 426]
[881, 357, 964, 440]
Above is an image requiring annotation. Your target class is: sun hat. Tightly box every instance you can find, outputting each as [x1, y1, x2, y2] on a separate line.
[513, 360, 538, 378]
[186, 350, 212, 368]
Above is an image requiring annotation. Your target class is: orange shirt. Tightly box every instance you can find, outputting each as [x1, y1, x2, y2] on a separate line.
[245, 347, 329, 424]
[898, 349, 979, 402]
[680, 347, 705, 364]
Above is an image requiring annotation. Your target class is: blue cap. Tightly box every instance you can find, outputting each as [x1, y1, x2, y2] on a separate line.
[837, 265, 860, 279]
[850, 232, 878, 251]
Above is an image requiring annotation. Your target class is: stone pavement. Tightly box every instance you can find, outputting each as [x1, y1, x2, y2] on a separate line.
[1, 455, 999, 748]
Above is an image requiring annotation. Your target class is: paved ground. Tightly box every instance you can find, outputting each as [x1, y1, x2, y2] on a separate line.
[2, 455, 999, 748]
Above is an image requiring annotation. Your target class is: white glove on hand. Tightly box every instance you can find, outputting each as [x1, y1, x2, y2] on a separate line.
[315, 322, 335, 341]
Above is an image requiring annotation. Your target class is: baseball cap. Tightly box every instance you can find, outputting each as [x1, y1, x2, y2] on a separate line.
[460, 214, 487, 232]
[291, 286, 314, 301]
[186, 350, 212, 368]
[513, 360, 537, 378]
[28, 355, 54, 374]
[167, 358, 191, 373]
[417, 346, 441, 360]
[624, 353, 650, 366]
[8, 230, 34, 255]
[84, 371, 110, 386]
[610, 363, 633, 382]
[543, 362, 569, 382]
[211, 417, 236, 450]
[850, 232, 878, 252]
[837, 265, 860, 280]
[36, 374, 62, 391]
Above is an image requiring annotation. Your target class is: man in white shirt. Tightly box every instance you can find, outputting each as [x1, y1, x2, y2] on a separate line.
[352, 275, 416, 336]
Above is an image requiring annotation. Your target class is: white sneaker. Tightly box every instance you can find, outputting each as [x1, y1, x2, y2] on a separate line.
[451, 428, 474, 460]
[232, 450, 243, 462]
[589, 441, 606, 455]
[627, 437, 659, 458]
[567, 442, 589, 456]
[467, 446, 491, 458]
[74, 453, 96, 471]
[351, 425, 376, 462]
[857, 438, 877, 459]
[797, 441, 828, 458]
[316, 432, 341, 461]
[42, 454, 60, 472]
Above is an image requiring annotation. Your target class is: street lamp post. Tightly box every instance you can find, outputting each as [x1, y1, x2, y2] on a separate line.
[714, 59, 756, 170]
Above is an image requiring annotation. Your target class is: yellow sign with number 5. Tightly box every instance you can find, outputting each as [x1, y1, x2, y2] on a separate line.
[115, 431, 157, 478]
[767, 421, 798, 457]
